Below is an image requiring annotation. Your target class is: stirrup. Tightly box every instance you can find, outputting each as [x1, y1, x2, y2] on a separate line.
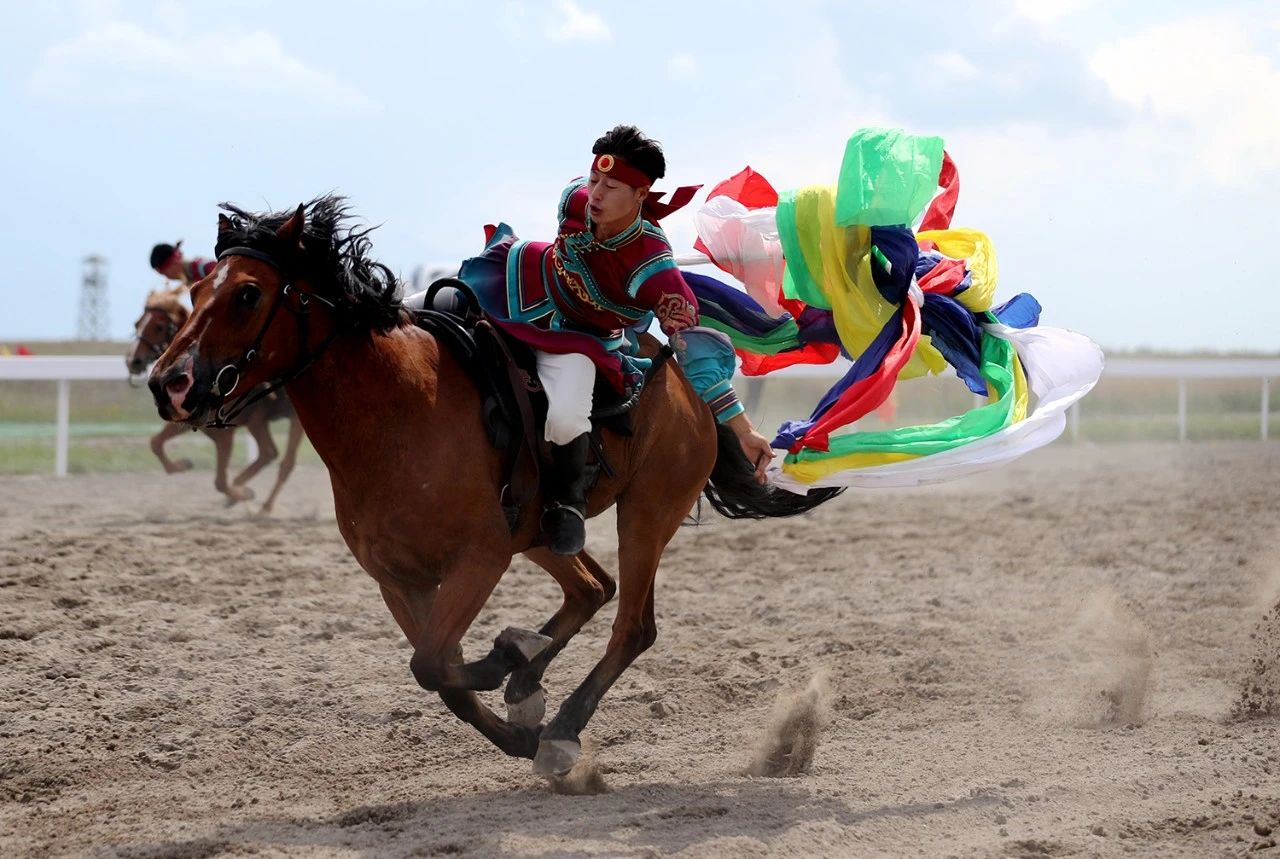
[541, 503, 586, 555]
[543, 502, 585, 523]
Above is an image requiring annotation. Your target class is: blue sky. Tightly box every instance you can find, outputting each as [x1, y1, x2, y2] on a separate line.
[1, 0, 1277, 351]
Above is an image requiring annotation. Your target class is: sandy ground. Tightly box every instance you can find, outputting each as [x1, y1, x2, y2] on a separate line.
[2, 441, 1279, 858]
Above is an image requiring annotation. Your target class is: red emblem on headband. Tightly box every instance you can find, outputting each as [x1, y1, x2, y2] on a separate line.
[592, 153, 651, 189]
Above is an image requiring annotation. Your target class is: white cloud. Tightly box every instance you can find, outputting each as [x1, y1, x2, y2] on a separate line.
[666, 54, 698, 81]
[28, 20, 376, 111]
[544, 0, 611, 43]
[1090, 15, 1280, 184]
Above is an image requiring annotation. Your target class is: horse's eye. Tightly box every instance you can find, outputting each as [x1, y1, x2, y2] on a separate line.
[238, 285, 261, 309]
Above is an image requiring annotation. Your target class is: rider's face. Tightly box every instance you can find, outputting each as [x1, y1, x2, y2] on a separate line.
[586, 171, 646, 231]
[158, 256, 184, 280]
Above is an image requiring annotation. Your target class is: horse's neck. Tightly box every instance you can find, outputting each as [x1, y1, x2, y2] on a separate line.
[284, 324, 439, 476]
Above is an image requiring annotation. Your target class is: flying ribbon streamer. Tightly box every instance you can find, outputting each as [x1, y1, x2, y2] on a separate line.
[678, 128, 1103, 491]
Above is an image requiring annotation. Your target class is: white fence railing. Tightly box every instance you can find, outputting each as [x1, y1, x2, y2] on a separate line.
[3, 355, 1280, 476]
[1090, 358, 1280, 443]
[1, 356, 130, 477]
[0, 356, 259, 476]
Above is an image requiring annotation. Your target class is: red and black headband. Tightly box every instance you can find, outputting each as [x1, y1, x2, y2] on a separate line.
[590, 153, 701, 222]
[590, 153, 655, 189]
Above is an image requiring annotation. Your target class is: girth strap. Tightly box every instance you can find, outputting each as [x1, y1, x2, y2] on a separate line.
[476, 319, 547, 532]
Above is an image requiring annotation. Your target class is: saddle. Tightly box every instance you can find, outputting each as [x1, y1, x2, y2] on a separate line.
[412, 279, 670, 533]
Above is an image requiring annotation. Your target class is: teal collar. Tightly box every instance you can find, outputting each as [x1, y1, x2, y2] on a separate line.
[584, 208, 643, 251]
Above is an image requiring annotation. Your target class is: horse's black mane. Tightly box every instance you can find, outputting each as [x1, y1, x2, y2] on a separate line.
[215, 195, 405, 333]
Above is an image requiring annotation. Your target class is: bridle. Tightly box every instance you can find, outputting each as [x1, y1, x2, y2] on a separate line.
[206, 245, 344, 428]
[128, 306, 180, 388]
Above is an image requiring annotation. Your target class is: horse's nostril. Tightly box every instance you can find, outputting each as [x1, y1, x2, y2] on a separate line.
[165, 373, 191, 395]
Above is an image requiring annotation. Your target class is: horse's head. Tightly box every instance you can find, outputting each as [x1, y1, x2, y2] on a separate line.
[125, 287, 188, 377]
[147, 197, 402, 426]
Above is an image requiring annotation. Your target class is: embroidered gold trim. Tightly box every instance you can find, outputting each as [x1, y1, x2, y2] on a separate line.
[552, 248, 604, 311]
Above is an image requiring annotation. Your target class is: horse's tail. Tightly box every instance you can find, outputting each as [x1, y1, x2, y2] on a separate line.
[701, 423, 844, 519]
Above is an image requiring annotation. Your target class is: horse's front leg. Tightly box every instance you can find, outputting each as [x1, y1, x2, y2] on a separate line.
[149, 421, 192, 473]
[231, 413, 278, 488]
[205, 427, 253, 505]
[378, 557, 543, 759]
[414, 609, 552, 695]
[502, 548, 616, 727]
[258, 418, 305, 516]
[403, 557, 552, 693]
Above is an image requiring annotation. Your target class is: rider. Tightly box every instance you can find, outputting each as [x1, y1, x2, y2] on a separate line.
[454, 125, 774, 555]
[150, 241, 216, 286]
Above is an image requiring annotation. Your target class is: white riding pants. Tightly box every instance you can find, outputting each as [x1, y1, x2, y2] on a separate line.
[535, 350, 595, 445]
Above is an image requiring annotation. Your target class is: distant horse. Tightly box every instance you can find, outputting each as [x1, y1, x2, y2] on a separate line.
[147, 197, 840, 775]
[127, 286, 305, 514]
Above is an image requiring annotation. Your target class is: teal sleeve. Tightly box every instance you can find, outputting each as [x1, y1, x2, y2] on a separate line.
[676, 329, 744, 424]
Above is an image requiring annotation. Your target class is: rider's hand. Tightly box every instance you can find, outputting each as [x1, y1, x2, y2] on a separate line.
[737, 430, 774, 485]
[725, 413, 774, 485]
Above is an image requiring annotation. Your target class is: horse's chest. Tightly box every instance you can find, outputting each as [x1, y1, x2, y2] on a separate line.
[333, 504, 446, 586]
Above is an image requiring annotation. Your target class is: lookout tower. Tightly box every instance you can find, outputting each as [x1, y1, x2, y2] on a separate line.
[78, 254, 109, 340]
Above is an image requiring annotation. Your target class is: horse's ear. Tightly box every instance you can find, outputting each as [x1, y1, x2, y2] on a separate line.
[217, 213, 234, 238]
[276, 203, 306, 249]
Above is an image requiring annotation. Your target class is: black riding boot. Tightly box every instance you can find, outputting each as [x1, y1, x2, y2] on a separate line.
[542, 433, 591, 556]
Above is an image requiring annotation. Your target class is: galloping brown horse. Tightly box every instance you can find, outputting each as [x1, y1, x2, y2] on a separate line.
[148, 197, 840, 776]
[127, 286, 305, 514]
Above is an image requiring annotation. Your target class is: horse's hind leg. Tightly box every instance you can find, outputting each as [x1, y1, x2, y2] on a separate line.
[150, 422, 191, 473]
[258, 417, 304, 516]
[503, 548, 616, 726]
[532, 490, 692, 776]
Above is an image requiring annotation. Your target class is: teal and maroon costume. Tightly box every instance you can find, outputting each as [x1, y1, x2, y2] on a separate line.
[460, 177, 695, 387]
[457, 178, 743, 423]
[181, 257, 217, 283]
[152, 243, 216, 284]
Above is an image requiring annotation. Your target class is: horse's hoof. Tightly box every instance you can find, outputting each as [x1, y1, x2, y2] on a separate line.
[165, 458, 193, 474]
[223, 486, 255, 506]
[506, 686, 546, 727]
[496, 627, 553, 664]
[532, 738, 580, 777]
